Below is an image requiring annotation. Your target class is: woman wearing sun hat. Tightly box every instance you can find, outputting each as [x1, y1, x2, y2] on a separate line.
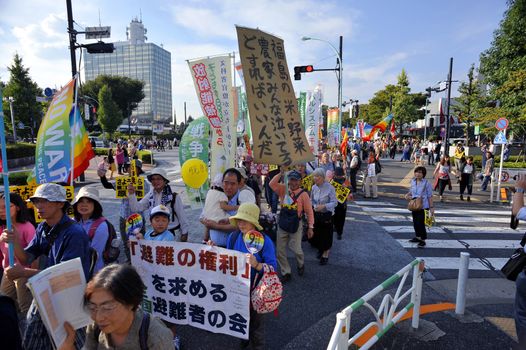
[219, 202, 277, 350]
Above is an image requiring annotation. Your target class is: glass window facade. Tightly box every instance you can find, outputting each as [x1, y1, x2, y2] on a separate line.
[83, 41, 172, 126]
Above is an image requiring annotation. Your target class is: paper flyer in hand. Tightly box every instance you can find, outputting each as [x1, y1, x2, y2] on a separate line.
[27, 257, 91, 348]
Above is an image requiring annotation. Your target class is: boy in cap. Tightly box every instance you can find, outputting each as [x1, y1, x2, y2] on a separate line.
[1, 183, 90, 350]
[136, 205, 174, 241]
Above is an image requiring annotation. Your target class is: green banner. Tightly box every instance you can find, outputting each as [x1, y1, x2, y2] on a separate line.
[179, 117, 210, 209]
[298, 91, 307, 128]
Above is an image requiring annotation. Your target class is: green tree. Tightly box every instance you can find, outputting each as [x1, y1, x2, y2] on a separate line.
[453, 64, 484, 142]
[80, 75, 144, 123]
[479, 0, 526, 137]
[392, 69, 418, 133]
[97, 85, 123, 137]
[2, 54, 43, 139]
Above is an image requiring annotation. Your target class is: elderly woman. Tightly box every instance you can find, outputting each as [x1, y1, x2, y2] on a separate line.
[308, 168, 338, 265]
[59, 264, 174, 350]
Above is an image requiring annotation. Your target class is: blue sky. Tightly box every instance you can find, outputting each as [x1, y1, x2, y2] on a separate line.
[0, 0, 508, 123]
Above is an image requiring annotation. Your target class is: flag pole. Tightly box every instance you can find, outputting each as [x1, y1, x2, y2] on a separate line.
[0, 86, 15, 266]
[70, 75, 79, 186]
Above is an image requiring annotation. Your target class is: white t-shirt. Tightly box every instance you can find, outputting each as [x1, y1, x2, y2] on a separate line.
[200, 189, 230, 222]
[238, 188, 256, 204]
[367, 163, 376, 177]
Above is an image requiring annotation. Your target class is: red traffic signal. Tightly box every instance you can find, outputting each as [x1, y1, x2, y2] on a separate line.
[294, 65, 315, 80]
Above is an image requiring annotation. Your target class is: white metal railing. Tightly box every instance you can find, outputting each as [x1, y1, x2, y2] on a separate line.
[327, 259, 425, 350]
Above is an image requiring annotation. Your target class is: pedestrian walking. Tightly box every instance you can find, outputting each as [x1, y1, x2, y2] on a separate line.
[364, 153, 380, 199]
[481, 152, 494, 191]
[115, 144, 124, 175]
[453, 142, 465, 170]
[332, 167, 348, 240]
[270, 169, 314, 283]
[309, 168, 337, 265]
[405, 166, 434, 248]
[433, 155, 452, 202]
[107, 149, 116, 180]
[455, 156, 476, 201]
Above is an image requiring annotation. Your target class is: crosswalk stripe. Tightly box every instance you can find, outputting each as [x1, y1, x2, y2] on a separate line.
[398, 239, 519, 249]
[442, 226, 521, 234]
[416, 257, 508, 270]
[361, 207, 511, 216]
[371, 215, 410, 222]
[384, 226, 445, 233]
[353, 201, 394, 206]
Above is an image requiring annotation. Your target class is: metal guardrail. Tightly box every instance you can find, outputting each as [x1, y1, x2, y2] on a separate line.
[327, 259, 425, 350]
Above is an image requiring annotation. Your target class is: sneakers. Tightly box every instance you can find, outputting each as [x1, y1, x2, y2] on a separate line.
[467, 196, 471, 202]
[319, 257, 328, 265]
[417, 241, 426, 248]
[297, 265, 305, 276]
[460, 195, 464, 201]
[281, 273, 292, 283]
[408, 237, 421, 243]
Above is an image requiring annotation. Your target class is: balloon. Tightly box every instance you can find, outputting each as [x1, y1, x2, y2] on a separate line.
[181, 158, 208, 189]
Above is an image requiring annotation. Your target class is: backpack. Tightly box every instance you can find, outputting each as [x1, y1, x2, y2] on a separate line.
[88, 217, 120, 264]
[251, 264, 283, 314]
[375, 160, 382, 174]
[227, 232, 283, 314]
[94, 312, 150, 349]
[278, 190, 305, 233]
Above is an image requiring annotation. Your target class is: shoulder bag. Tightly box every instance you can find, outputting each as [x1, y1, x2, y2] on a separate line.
[408, 180, 426, 211]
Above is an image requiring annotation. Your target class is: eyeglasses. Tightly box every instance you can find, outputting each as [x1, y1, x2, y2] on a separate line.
[86, 301, 119, 315]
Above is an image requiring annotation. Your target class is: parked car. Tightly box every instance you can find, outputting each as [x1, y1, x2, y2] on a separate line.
[89, 137, 104, 148]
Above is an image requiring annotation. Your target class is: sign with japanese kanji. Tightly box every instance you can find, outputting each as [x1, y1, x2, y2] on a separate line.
[330, 180, 351, 204]
[236, 26, 314, 166]
[301, 174, 313, 191]
[115, 176, 145, 199]
[10, 184, 74, 222]
[130, 240, 251, 339]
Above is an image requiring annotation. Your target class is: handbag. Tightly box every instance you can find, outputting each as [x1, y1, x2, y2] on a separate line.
[501, 232, 526, 281]
[251, 264, 283, 314]
[408, 180, 425, 211]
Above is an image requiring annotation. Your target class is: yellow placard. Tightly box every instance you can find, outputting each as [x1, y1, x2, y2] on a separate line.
[115, 176, 145, 199]
[269, 165, 278, 172]
[330, 180, 351, 204]
[10, 185, 74, 223]
[424, 210, 435, 227]
[130, 159, 138, 178]
[301, 174, 313, 191]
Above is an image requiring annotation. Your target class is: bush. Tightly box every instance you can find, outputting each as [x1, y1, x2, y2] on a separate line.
[0, 171, 31, 186]
[94, 148, 109, 156]
[138, 150, 153, 164]
[5, 143, 36, 159]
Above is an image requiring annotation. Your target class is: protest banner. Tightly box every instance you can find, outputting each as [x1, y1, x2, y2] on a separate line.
[330, 180, 351, 204]
[10, 184, 74, 222]
[301, 174, 313, 192]
[298, 91, 307, 128]
[305, 86, 322, 155]
[115, 176, 145, 199]
[327, 108, 339, 147]
[130, 240, 251, 339]
[236, 26, 314, 166]
[179, 117, 210, 209]
[188, 56, 236, 181]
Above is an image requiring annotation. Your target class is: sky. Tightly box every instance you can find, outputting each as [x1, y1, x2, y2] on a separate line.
[0, 0, 509, 124]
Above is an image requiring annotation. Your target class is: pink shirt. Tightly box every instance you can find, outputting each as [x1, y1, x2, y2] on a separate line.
[0, 221, 36, 268]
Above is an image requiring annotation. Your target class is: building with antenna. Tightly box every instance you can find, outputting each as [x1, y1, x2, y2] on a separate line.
[83, 17, 172, 131]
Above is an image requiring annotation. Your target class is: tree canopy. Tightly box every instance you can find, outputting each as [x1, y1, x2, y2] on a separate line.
[97, 85, 123, 136]
[80, 75, 145, 121]
[2, 54, 43, 139]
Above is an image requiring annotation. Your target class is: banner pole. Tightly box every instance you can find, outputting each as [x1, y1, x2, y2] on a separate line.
[70, 75, 79, 186]
[0, 86, 15, 266]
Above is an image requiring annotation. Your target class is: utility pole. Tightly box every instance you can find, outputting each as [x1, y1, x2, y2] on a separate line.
[66, 0, 77, 78]
[7, 97, 16, 141]
[337, 35, 343, 143]
[444, 57, 453, 156]
[184, 102, 187, 126]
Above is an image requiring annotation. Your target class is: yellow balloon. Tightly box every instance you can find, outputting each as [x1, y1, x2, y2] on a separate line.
[181, 159, 208, 189]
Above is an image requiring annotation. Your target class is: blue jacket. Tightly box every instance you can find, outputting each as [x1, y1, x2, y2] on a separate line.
[25, 214, 91, 279]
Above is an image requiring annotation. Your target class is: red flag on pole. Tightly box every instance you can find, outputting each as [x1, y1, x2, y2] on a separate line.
[390, 119, 397, 140]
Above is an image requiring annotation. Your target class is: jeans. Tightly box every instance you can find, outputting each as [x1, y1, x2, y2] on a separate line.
[481, 175, 491, 191]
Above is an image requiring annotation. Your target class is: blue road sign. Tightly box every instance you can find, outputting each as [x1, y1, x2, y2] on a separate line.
[494, 130, 507, 144]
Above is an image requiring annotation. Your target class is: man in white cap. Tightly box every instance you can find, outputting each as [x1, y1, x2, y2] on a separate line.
[127, 168, 189, 242]
[1, 183, 90, 349]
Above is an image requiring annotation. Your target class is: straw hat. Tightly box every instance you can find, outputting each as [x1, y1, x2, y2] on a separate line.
[229, 203, 263, 230]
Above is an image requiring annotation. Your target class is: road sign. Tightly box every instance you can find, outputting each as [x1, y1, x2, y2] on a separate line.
[494, 130, 507, 145]
[495, 117, 508, 131]
[17, 122, 24, 129]
[85, 26, 111, 39]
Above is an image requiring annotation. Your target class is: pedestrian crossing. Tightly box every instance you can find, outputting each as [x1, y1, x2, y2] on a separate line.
[351, 202, 520, 279]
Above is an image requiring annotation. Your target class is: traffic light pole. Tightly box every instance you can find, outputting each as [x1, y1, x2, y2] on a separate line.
[444, 57, 453, 156]
[337, 35, 343, 144]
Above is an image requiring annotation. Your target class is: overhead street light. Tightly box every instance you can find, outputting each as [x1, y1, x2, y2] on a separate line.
[302, 35, 343, 144]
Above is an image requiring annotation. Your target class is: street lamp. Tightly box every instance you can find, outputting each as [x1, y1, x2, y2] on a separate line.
[302, 35, 343, 143]
[2, 97, 16, 141]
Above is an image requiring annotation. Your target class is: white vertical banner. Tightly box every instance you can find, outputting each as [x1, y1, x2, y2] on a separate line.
[188, 55, 236, 181]
[305, 85, 322, 155]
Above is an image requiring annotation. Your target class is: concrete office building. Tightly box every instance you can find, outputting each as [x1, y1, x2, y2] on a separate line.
[83, 18, 172, 130]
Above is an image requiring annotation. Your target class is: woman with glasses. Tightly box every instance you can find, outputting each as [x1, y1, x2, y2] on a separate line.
[59, 264, 173, 350]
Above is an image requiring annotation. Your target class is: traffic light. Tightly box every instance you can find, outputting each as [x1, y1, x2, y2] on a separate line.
[294, 65, 315, 80]
[425, 87, 432, 98]
[85, 41, 115, 54]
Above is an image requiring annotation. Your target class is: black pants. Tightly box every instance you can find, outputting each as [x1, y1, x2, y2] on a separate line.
[350, 169, 358, 192]
[438, 179, 449, 196]
[309, 212, 333, 252]
[240, 306, 265, 350]
[411, 209, 427, 240]
[459, 174, 473, 195]
[333, 202, 347, 236]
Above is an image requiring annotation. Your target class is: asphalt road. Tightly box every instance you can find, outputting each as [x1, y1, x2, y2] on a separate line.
[80, 149, 517, 349]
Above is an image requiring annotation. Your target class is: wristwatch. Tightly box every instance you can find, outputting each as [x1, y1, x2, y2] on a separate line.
[517, 188, 525, 194]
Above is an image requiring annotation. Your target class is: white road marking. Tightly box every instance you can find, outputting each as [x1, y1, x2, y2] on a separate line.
[385, 226, 445, 233]
[398, 239, 519, 249]
[416, 257, 508, 270]
[353, 201, 394, 206]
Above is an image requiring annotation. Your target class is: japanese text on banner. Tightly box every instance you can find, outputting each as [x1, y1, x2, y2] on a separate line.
[236, 26, 314, 166]
[130, 240, 251, 339]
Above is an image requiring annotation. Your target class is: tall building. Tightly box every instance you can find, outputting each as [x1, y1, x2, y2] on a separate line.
[83, 18, 172, 129]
